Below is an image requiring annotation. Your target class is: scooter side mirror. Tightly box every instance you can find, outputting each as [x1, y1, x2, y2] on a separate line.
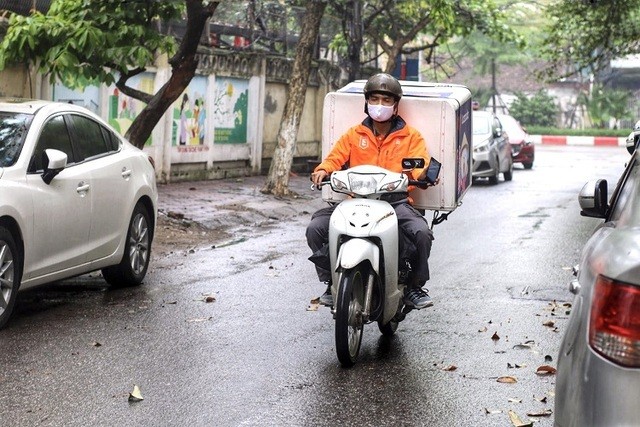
[402, 158, 425, 170]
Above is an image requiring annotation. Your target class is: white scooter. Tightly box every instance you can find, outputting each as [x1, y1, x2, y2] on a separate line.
[315, 158, 437, 367]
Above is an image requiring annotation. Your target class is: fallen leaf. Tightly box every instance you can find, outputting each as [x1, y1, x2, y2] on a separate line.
[527, 409, 553, 417]
[307, 299, 320, 311]
[442, 365, 457, 371]
[497, 376, 518, 383]
[536, 365, 557, 376]
[542, 320, 555, 327]
[544, 355, 553, 362]
[128, 385, 143, 402]
[484, 408, 502, 415]
[491, 331, 500, 341]
[535, 395, 548, 403]
[196, 294, 216, 303]
[508, 410, 533, 427]
[478, 326, 488, 333]
[186, 317, 213, 323]
[508, 362, 526, 369]
[513, 343, 532, 350]
[92, 342, 102, 347]
[508, 398, 522, 403]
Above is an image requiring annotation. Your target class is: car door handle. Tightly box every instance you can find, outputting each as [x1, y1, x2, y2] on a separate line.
[76, 182, 90, 193]
[121, 168, 132, 179]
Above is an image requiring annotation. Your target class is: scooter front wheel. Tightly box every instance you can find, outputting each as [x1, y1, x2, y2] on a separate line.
[335, 266, 366, 367]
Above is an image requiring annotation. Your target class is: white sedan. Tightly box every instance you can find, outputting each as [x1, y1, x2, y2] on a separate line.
[0, 99, 157, 328]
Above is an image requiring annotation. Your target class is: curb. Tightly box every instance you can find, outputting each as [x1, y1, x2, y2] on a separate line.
[531, 135, 627, 146]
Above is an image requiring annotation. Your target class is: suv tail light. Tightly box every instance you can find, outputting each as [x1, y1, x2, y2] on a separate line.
[590, 275, 640, 367]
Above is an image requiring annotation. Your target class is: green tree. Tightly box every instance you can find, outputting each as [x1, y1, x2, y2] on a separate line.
[0, 0, 220, 149]
[325, 0, 519, 81]
[539, 0, 640, 80]
[262, 0, 327, 196]
[375, 0, 523, 74]
[579, 85, 633, 129]
[509, 91, 558, 127]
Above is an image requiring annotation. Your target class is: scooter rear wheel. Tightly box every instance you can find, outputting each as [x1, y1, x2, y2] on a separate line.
[335, 267, 366, 367]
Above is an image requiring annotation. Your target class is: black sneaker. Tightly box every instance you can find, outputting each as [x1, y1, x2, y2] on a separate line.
[403, 288, 433, 309]
[319, 282, 333, 306]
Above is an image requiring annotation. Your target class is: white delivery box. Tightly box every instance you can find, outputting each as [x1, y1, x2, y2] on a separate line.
[321, 80, 472, 212]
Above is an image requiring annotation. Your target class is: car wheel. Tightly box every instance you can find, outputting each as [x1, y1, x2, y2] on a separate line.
[0, 226, 21, 329]
[504, 160, 513, 181]
[488, 158, 499, 185]
[523, 162, 533, 170]
[102, 202, 152, 287]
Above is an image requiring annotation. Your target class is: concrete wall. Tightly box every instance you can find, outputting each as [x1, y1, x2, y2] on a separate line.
[261, 82, 326, 173]
[0, 64, 32, 98]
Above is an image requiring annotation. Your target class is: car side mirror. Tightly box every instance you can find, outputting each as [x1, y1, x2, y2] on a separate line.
[41, 148, 68, 185]
[626, 132, 639, 155]
[494, 127, 503, 138]
[579, 179, 608, 218]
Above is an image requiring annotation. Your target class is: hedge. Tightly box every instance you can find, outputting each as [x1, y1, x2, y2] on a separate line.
[527, 126, 630, 137]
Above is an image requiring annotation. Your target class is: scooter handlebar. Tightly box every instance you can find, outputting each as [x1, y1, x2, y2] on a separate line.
[408, 179, 434, 189]
[310, 176, 331, 191]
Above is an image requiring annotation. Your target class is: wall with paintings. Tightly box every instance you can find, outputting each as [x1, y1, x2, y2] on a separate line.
[37, 51, 341, 182]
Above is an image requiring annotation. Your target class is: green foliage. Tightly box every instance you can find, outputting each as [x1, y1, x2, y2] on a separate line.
[0, 0, 182, 88]
[578, 85, 634, 128]
[527, 126, 629, 137]
[509, 90, 558, 127]
[539, 0, 640, 80]
[425, 0, 538, 83]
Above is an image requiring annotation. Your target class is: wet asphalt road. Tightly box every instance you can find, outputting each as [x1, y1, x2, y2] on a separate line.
[0, 145, 630, 427]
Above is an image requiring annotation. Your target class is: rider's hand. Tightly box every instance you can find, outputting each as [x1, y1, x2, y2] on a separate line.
[311, 170, 328, 186]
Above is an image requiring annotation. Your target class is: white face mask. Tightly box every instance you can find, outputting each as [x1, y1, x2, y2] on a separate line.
[367, 103, 395, 122]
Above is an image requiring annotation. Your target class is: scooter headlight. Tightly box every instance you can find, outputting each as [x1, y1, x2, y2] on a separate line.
[381, 179, 403, 192]
[348, 173, 385, 195]
[331, 175, 348, 192]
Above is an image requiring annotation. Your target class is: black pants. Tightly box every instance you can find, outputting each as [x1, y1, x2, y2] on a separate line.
[305, 202, 434, 288]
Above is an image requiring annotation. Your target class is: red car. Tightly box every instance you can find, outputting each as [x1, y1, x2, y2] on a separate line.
[497, 114, 535, 169]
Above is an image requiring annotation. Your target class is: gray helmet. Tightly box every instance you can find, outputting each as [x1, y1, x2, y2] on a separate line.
[363, 73, 402, 101]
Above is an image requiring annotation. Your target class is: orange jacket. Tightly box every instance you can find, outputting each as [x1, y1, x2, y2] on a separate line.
[315, 116, 430, 181]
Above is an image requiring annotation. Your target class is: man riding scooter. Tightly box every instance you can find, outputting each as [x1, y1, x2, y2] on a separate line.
[306, 73, 435, 310]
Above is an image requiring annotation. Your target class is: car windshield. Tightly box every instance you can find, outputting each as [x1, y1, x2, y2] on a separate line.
[473, 116, 490, 135]
[0, 112, 32, 167]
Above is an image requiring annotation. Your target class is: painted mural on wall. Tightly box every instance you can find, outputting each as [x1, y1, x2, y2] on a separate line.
[53, 84, 100, 113]
[213, 78, 248, 144]
[108, 73, 154, 145]
[171, 75, 209, 153]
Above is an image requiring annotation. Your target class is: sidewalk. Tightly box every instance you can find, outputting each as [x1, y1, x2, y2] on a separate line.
[156, 173, 326, 233]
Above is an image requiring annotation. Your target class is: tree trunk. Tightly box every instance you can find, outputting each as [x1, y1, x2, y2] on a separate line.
[261, 1, 327, 197]
[124, 0, 220, 149]
[346, 0, 362, 81]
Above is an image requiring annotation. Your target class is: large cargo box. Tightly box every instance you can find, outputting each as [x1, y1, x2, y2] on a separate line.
[321, 80, 472, 212]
